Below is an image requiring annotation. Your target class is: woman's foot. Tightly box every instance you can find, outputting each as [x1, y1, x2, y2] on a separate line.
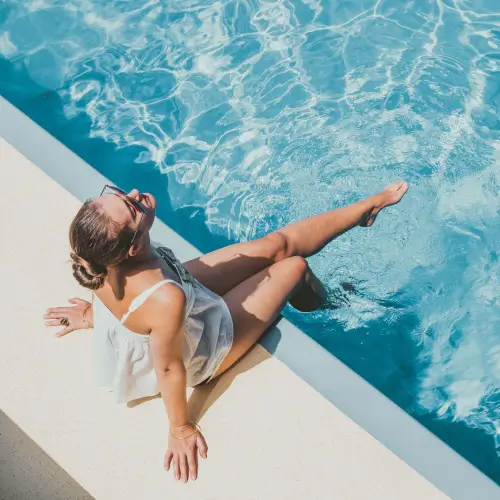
[360, 181, 409, 227]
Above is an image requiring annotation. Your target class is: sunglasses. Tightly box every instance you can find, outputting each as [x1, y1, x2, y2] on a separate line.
[100, 185, 148, 245]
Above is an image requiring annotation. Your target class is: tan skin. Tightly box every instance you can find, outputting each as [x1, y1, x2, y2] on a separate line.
[44, 182, 409, 483]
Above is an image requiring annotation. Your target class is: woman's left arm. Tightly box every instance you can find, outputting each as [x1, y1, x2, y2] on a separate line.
[44, 297, 93, 336]
[147, 285, 208, 483]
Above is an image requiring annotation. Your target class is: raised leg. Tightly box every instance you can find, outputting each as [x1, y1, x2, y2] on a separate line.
[184, 182, 408, 296]
[272, 181, 408, 258]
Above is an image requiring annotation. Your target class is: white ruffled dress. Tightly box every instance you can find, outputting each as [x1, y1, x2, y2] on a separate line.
[92, 246, 234, 403]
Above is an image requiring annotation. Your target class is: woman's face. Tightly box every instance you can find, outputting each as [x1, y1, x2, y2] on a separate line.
[97, 188, 157, 247]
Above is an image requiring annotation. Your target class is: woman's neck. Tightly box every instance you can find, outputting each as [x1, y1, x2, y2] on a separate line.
[101, 236, 159, 300]
[128, 235, 156, 265]
[108, 235, 156, 276]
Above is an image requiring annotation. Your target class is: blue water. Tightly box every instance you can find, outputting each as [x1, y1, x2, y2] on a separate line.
[1, 0, 500, 483]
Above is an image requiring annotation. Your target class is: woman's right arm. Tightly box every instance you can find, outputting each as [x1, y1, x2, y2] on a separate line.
[148, 285, 208, 483]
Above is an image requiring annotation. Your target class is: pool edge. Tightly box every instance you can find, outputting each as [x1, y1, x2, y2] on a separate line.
[1, 95, 497, 500]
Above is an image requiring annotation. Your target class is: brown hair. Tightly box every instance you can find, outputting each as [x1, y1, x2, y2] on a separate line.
[69, 200, 134, 290]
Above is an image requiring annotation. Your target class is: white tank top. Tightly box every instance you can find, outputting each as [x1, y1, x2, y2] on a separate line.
[92, 246, 234, 403]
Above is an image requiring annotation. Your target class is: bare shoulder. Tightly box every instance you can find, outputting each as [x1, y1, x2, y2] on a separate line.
[150, 282, 185, 305]
[142, 282, 186, 329]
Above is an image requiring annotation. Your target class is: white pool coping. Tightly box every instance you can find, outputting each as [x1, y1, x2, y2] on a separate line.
[0, 95, 497, 499]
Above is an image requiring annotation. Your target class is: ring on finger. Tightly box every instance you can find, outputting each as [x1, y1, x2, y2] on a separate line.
[60, 317, 70, 326]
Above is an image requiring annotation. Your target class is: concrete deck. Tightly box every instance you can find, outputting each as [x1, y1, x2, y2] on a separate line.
[0, 127, 455, 499]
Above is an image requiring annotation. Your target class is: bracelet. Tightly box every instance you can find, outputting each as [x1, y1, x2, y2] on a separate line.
[169, 422, 201, 440]
[82, 305, 94, 328]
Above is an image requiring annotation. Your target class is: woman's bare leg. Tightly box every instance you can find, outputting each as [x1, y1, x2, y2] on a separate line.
[185, 182, 408, 296]
[213, 256, 313, 377]
[272, 181, 408, 258]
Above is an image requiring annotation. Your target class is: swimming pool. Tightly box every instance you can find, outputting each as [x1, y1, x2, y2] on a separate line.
[1, 0, 499, 486]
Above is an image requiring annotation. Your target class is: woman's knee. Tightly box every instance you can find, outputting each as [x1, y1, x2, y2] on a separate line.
[280, 255, 309, 281]
[285, 257, 325, 312]
[262, 232, 290, 262]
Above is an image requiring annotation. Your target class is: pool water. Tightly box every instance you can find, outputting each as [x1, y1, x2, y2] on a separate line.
[1, 0, 500, 483]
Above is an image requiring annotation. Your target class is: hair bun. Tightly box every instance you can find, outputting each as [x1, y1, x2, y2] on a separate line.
[69, 199, 133, 291]
[70, 252, 106, 290]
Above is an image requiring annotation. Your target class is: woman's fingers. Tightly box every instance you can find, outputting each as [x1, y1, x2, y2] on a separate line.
[44, 319, 64, 327]
[196, 433, 208, 459]
[44, 316, 75, 335]
[173, 455, 181, 481]
[68, 298, 88, 305]
[179, 454, 189, 483]
[187, 449, 197, 481]
[55, 326, 73, 337]
[45, 307, 71, 315]
[164, 451, 173, 471]
[44, 299, 89, 336]
[46, 297, 88, 315]
[44, 311, 69, 320]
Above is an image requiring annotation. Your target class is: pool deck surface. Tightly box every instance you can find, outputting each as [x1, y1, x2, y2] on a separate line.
[0, 123, 457, 499]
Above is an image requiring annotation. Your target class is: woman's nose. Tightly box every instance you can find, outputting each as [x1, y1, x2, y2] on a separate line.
[128, 189, 140, 200]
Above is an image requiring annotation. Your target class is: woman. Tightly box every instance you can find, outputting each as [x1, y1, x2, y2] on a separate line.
[44, 181, 408, 483]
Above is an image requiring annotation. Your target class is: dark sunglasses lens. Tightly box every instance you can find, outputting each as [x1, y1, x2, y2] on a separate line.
[103, 186, 147, 213]
[128, 198, 147, 213]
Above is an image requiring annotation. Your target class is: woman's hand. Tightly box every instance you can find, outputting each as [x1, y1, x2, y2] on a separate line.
[43, 298, 92, 337]
[165, 424, 208, 482]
